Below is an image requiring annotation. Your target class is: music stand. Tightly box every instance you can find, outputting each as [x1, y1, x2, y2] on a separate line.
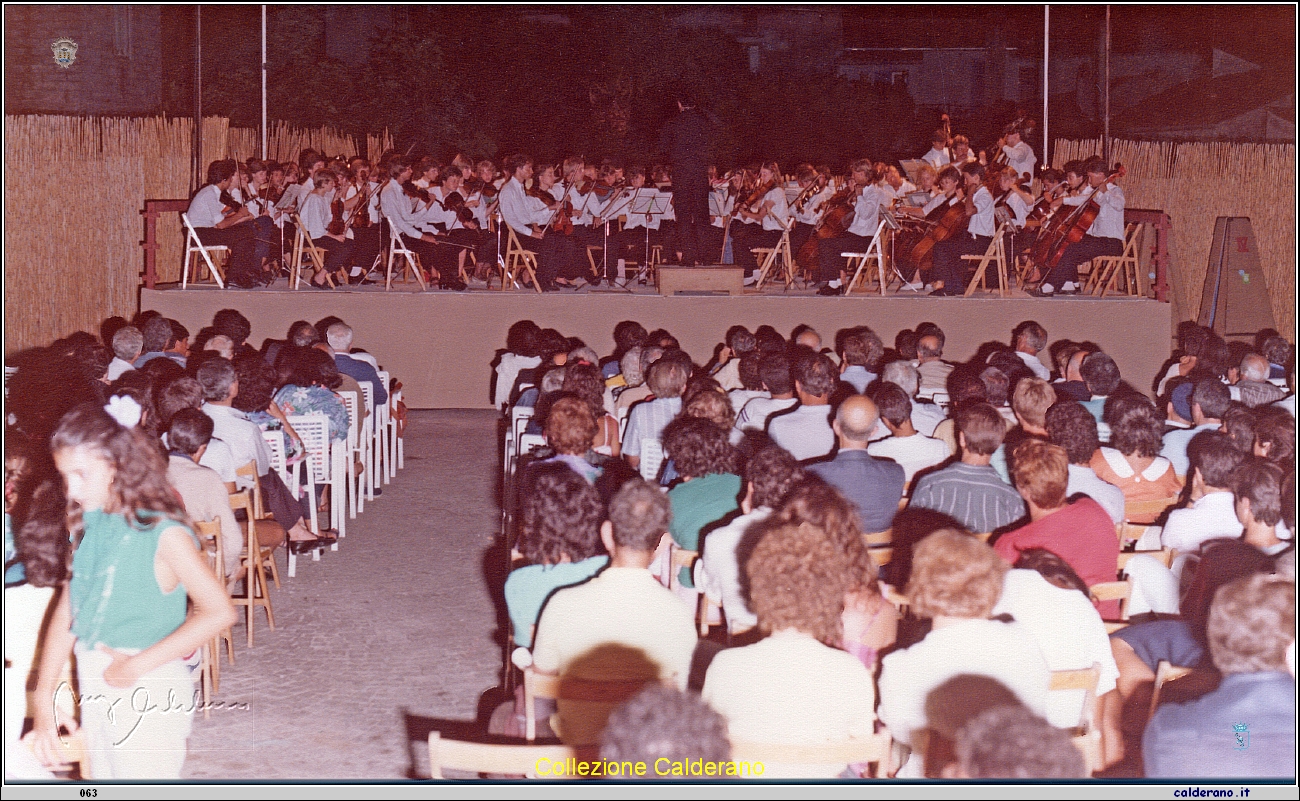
[899, 159, 926, 185]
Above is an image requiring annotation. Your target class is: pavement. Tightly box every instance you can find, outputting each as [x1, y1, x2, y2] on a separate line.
[182, 410, 507, 780]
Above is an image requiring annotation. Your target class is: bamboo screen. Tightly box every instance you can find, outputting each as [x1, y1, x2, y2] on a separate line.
[4, 115, 388, 354]
[1053, 138, 1295, 339]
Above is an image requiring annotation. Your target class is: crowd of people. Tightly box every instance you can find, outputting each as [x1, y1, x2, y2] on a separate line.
[5, 308, 396, 780]
[493, 315, 1295, 779]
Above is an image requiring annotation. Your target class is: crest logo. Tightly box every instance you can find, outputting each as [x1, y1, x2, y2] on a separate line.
[51, 38, 78, 69]
[1232, 722, 1249, 750]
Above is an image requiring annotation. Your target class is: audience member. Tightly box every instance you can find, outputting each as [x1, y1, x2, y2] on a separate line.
[735, 351, 797, 433]
[1044, 401, 1125, 524]
[950, 704, 1087, 779]
[327, 322, 388, 407]
[1236, 353, 1287, 408]
[1161, 432, 1245, 555]
[915, 330, 953, 398]
[866, 383, 949, 487]
[662, 417, 741, 587]
[767, 353, 837, 461]
[837, 328, 883, 394]
[165, 409, 244, 582]
[1011, 321, 1051, 381]
[1090, 397, 1182, 512]
[1161, 379, 1230, 477]
[808, 395, 906, 533]
[623, 358, 689, 470]
[880, 359, 945, 437]
[600, 686, 730, 775]
[107, 326, 142, 381]
[909, 404, 1025, 535]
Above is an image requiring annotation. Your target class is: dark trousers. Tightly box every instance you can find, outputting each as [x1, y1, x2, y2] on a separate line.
[702, 225, 727, 265]
[251, 216, 276, 268]
[817, 231, 873, 282]
[349, 225, 384, 274]
[400, 233, 444, 280]
[1044, 234, 1122, 289]
[312, 235, 355, 277]
[789, 221, 815, 262]
[517, 231, 583, 284]
[194, 222, 259, 285]
[260, 468, 311, 531]
[609, 227, 662, 276]
[730, 224, 780, 272]
[673, 176, 709, 266]
[932, 232, 991, 293]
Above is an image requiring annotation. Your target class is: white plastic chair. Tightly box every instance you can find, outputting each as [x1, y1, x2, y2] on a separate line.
[377, 370, 397, 481]
[258, 430, 304, 577]
[181, 212, 228, 289]
[360, 382, 379, 499]
[337, 391, 365, 521]
[518, 434, 546, 458]
[285, 413, 343, 550]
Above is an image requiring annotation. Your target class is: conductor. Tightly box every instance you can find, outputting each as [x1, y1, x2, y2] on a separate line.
[659, 91, 712, 266]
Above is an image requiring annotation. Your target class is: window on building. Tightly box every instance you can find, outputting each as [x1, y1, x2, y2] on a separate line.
[113, 6, 133, 58]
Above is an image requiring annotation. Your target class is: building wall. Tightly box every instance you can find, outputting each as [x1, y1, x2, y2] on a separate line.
[4, 5, 162, 115]
[839, 49, 1039, 108]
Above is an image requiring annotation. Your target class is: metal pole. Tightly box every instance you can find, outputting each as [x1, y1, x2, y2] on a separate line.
[261, 5, 267, 160]
[1043, 6, 1049, 168]
[1103, 6, 1111, 165]
[193, 6, 202, 193]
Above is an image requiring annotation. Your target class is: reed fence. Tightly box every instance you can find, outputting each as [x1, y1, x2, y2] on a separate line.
[4, 115, 391, 354]
[1053, 138, 1295, 338]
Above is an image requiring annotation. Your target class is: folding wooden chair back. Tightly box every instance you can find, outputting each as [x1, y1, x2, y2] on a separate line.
[502, 226, 542, 292]
[193, 519, 234, 715]
[1086, 223, 1145, 297]
[842, 220, 889, 295]
[1049, 663, 1103, 774]
[228, 489, 276, 647]
[1147, 660, 1196, 726]
[752, 222, 796, 291]
[428, 731, 593, 779]
[961, 221, 1011, 297]
[383, 216, 427, 291]
[522, 666, 669, 744]
[730, 730, 896, 776]
[289, 212, 331, 289]
[1089, 578, 1133, 633]
[181, 212, 228, 289]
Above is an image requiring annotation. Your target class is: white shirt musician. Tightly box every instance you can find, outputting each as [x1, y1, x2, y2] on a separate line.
[1000, 128, 1038, 184]
[1038, 157, 1126, 295]
[847, 183, 890, 237]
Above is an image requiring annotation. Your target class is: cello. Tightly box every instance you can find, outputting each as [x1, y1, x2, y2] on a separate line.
[795, 178, 860, 273]
[1031, 163, 1125, 272]
[905, 184, 968, 278]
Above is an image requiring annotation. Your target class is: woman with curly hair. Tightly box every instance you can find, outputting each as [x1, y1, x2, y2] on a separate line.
[562, 361, 620, 457]
[702, 521, 876, 778]
[766, 480, 898, 669]
[273, 347, 349, 443]
[504, 463, 608, 648]
[662, 416, 742, 587]
[878, 529, 1049, 763]
[1089, 396, 1181, 516]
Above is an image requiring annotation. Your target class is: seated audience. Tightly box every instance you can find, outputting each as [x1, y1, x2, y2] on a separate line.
[767, 353, 837, 461]
[274, 348, 349, 443]
[727, 351, 767, 417]
[623, 357, 689, 470]
[735, 351, 796, 433]
[107, 326, 142, 381]
[1236, 352, 1287, 408]
[563, 362, 620, 457]
[702, 521, 876, 779]
[1161, 432, 1245, 555]
[327, 322, 387, 406]
[504, 464, 608, 649]
[165, 409, 243, 582]
[994, 439, 1119, 593]
[698, 446, 802, 638]
[1011, 321, 1051, 381]
[134, 315, 186, 369]
[1079, 351, 1122, 438]
[1161, 379, 1230, 478]
[1143, 574, 1295, 778]
[539, 395, 602, 483]
[909, 404, 1025, 535]
[600, 686, 731, 776]
[809, 395, 906, 533]
[1252, 406, 1295, 470]
[1044, 401, 1125, 524]
[837, 327, 883, 394]
[531, 479, 697, 745]
[1090, 396, 1182, 514]
[493, 321, 543, 411]
[866, 383, 949, 488]
[879, 359, 945, 437]
[878, 529, 1050, 754]
[662, 417, 742, 587]
[915, 327, 954, 398]
[949, 704, 1087, 779]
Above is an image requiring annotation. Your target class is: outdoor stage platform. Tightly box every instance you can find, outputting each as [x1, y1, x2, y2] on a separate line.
[142, 283, 1173, 409]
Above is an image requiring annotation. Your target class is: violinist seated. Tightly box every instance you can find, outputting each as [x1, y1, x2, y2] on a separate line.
[297, 169, 355, 290]
[816, 158, 889, 296]
[878, 165, 917, 203]
[789, 164, 832, 261]
[498, 154, 585, 291]
[1036, 156, 1125, 297]
[898, 163, 940, 217]
[378, 157, 453, 288]
[929, 161, 995, 296]
[185, 158, 264, 288]
[431, 169, 482, 284]
[729, 161, 789, 280]
[340, 158, 383, 285]
[703, 171, 737, 266]
[921, 130, 952, 170]
[413, 170, 474, 290]
[604, 167, 665, 278]
[997, 123, 1038, 186]
[949, 134, 978, 166]
[560, 158, 601, 252]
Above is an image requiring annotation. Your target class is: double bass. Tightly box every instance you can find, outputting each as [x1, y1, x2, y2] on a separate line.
[1030, 164, 1125, 272]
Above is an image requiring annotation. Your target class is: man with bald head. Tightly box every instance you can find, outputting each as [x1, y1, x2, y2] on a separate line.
[1235, 352, 1287, 408]
[915, 330, 954, 398]
[807, 394, 907, 533]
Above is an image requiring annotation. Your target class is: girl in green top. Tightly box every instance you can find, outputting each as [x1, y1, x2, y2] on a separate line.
[26, 398, 236, 779]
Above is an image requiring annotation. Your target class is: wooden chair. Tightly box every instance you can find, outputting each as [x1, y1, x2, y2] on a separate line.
[585, 245, 604, 280]
[501, 226, 542, 293]
[864, 529, 893, 569]
[522, 666, 665, 744]
[1085, 223, 1145, 297]
[842, 220, 889, 295]
[752, 223, 796, 291]
[228, 489, 276, 647]
[668, 543, 712, 636]
[181, 212, 228, 289]
[383, 216, 427, 292]
[1117, 548, 1174, 572]
[1147, 659, 1196, 726]
[730, 731, 897, 776]
[427, 732, 594, 779]
[1089, 578, 1133, 633]
[289, 212, 333, 289]
[960, 221, 1012, 297]
[193, 519, 234, 715]
[1049, 663, 1103, 774]
[1119, 497, 1177, 547]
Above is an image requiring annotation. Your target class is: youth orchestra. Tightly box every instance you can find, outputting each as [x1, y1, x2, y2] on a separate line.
[186, 117, 1123, 297]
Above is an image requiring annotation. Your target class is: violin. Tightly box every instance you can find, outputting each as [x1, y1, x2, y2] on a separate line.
[218, 188, 245, 217]
[327, 195, 348, 236]
[591, 178, 625, 203]
[794, 173, 829, 213]
[346, 181, 374, 229]
[740, 177, 777, 216]
[403, 181, 431, 205]
[527, 184, 558, 208]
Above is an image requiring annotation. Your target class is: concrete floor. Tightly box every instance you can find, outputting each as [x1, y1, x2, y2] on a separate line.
[182, 410, 507, 780]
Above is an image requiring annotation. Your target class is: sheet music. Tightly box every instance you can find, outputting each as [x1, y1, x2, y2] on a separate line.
[275, 183, 304, 212]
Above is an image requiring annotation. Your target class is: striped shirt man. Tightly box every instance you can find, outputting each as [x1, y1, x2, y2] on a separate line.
[908, 462, 1026, 534]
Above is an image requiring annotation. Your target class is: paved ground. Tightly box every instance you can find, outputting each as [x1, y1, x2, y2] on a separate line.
[182, 410, 507, 780]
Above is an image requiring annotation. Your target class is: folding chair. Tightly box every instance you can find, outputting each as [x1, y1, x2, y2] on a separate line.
[289, 212, 333, 289]
[1147, 660, 1197, 726]
[376, 369, 397, 481]
[1049, 663, 1104, 774]
[337, 390, 365, 522]
[1085, 223, 1145, 297]
[181, 212, 229, 289]
[1089, 578, 1133, 633]
[193, 519, 234, 713]
[842, 219, 889, 295]
[961, 221, 1012, 297]
[383, 216, 428, 291]
[863, 529, 893, 569]
[228, 489, 276, 647]
[501, 226, 542, 292]
[522, 664, 669, 744]
[359, 382, 380, 499]
[752, 221, 796, 291]
[729, 731, 897, 777]
[638, 439, 664, 482]
[427, 732, 591, 779]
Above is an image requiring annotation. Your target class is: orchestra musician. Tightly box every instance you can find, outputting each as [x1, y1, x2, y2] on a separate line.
[816, 158, 890, 295]
[949, 134, 977, 166]
[378, 156, 453, 289]
[1036, 156, 1125, 297]
[604, 166, 665, 276]
[185, 159, 262, 288]
[341, 157, 383, 285]
[921, 130, 951, 170]
[705, 169, 738, 266]
[297, 169, 356, 289]
[237, 159, 280, 281]
[497, 153, 585, 291]
[730, 161, 789, 281]
[930, 161, 994, 296]
[878, 164, 917, 203]
[789, 164, 832, 265]
[997, 123, 1038, 184]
